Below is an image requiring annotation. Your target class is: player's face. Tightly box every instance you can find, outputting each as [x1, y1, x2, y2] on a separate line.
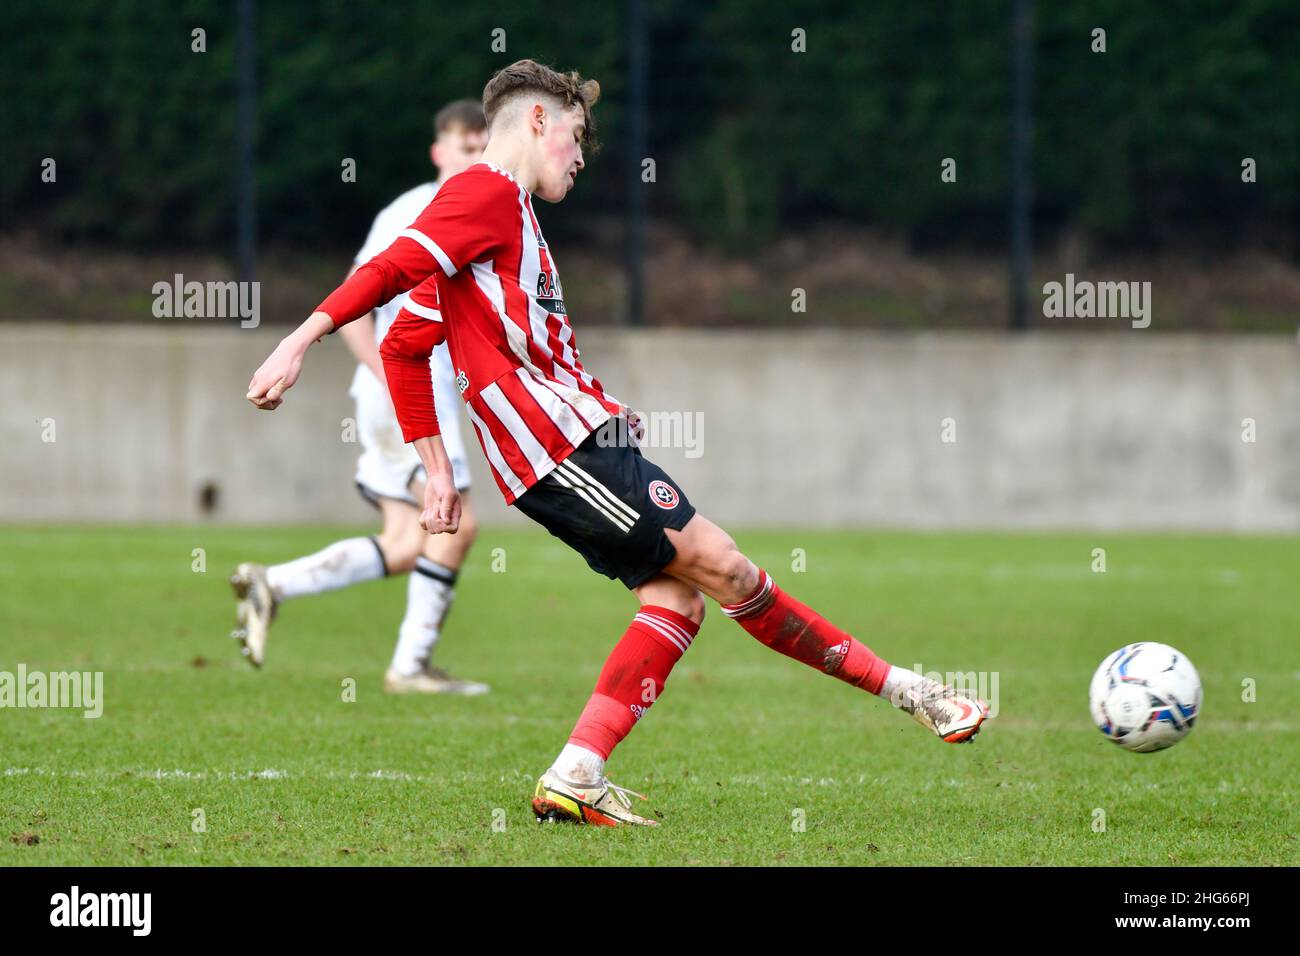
[431, 124, 488, 180]
[533, 106, 586, 203]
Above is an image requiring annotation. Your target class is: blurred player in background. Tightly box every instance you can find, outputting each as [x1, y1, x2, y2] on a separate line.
[230, 99, 489, 696]
[246, 61, 989, 826]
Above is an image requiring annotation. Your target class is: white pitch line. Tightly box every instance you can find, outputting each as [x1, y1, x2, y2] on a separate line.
[1, 766, 562, 785]
[2, 767, 434, 783]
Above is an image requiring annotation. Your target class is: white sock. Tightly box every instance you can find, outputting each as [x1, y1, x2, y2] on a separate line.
[878, 665, 926, 706]
[266, 537, 386, 601]
[553, 744, 606, 785]
[389, 557, 457, 676]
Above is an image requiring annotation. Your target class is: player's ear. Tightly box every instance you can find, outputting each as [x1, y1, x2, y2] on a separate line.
[531, 102, 547, 136]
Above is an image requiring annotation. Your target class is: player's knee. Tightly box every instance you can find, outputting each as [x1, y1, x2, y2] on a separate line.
[714, 547, 758, 604]
[379, 532, 421, 575]
[388, 549, 420, 575]
[638, 574, 705, 625]
[672, 522, 755, 603]
[681, 589, 706, 626]
[453, 506, 478, 547]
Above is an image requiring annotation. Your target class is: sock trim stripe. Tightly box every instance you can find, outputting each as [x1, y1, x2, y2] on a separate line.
[413, 559, 458, 585]
[633, 613, 692, 654]
[721, 570, 774, 619]
[367, 536, 390, 577]
[637, 604, 701, 635]
[634, 615, 688, 654]
[635, 611, 696, 648]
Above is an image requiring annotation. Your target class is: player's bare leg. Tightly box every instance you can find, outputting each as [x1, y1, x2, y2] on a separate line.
[662, 513, 989, 743]
[533, 574, 703, 826]
[382, 483, 488, 695]
[229, 486, 484, 693]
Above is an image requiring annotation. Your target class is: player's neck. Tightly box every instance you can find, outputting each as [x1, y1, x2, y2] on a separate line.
[480, 138, 538, 194]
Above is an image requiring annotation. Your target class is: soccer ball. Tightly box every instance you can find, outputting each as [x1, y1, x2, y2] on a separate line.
[1089, 642, 1202, 752]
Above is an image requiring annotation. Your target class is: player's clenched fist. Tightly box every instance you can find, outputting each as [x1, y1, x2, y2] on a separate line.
[420, 472, 461, 535]
[245, 312, 334, 409]
[246, 343, 302, 410]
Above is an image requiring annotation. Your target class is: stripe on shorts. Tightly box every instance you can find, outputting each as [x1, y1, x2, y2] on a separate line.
[548, 466, 634, 533]
[556, 460, 641, 523]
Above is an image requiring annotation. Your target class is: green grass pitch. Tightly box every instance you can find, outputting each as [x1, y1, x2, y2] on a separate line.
[1, 525, 1297, 866]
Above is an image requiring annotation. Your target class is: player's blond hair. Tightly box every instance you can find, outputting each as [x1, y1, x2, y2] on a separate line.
[482, 59, 600, 149]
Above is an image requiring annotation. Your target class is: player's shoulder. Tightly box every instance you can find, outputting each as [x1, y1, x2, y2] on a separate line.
[437, 163, 524, 205]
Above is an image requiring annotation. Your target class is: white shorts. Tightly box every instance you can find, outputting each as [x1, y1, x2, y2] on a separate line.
[352, 345, 471, 507]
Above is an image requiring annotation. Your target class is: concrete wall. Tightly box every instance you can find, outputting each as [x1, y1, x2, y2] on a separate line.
[3, 324, 1299, 530]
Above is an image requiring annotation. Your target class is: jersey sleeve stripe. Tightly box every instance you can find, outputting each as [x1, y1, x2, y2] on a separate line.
[398, 228, 458, 276]
[403, 299, 442, 321]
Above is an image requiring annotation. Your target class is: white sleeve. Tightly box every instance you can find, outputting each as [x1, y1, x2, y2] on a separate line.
[353, 206, 402, 266]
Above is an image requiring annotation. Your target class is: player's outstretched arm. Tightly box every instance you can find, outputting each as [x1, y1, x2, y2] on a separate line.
[246, 311, 334, 410]
[246, 244, 435, 411]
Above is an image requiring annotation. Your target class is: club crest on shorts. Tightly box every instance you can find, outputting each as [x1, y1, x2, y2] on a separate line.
[648, 480, 679, 510]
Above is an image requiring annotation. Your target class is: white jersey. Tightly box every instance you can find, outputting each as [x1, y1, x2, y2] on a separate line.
[350, 180, 443, 396]
[350, 179, 471, 494]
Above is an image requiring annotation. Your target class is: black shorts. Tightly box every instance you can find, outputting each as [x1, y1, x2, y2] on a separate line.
[513, 433, 697, 589]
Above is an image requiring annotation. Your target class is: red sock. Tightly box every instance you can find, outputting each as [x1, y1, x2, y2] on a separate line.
[568, 606, 699, 759]
[721, 569, 890, 694]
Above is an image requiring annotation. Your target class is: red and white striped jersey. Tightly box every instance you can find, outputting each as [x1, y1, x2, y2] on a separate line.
[318, 162, 623, 504]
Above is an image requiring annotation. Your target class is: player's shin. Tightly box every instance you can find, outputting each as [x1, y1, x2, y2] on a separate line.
[721, 570, 989, 741]
[266, 536, 387, 600]
[553, 606, 698, 784]
[720, 569, 892, 694]
[389, 556, 456, 675]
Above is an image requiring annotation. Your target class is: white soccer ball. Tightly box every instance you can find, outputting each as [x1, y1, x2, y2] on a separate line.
[1089, 642, 1202, 752]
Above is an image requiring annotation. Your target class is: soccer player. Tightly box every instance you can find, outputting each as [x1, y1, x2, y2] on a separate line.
[245, 60, 989, 826]
[230, 100, 490, 696]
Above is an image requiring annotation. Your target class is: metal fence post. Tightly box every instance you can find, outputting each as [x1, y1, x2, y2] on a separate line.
[1009, 0, 1033, 331]
[625, 0, 647, 326]
[236, 0, 257, 285]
